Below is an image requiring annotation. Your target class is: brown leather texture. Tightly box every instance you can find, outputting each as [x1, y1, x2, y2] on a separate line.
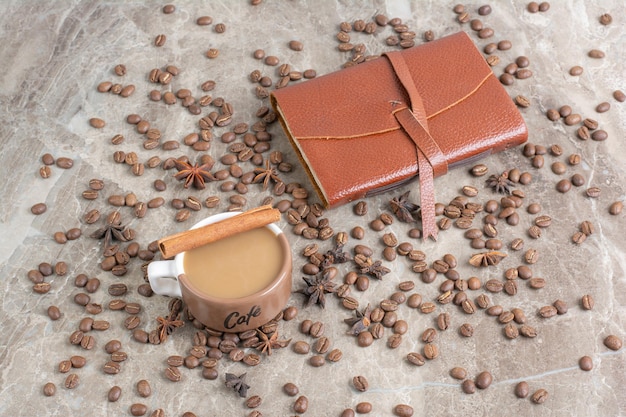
[271, 31, 528, 239]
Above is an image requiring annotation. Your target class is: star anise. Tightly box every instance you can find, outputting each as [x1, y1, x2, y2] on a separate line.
[225, 372, 250, 398]
[296, 268, 337, 308]
[254, 329, 291, 355]
[253, 159, 282, 190]
[156, 313, 184, 342]
[344, 304, 372, 336]
[90, 211, 128, 251]
[320, 243, 352, 269]
[389, 191, 420, 223]
[469, 251, 508, 267]
[485, 171, 514, 194]
[174, 160, 215, 189]
[354, 254, 390, 279]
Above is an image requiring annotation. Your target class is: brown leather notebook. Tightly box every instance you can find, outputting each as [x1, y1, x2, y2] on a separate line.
[270, 31, 528, 240]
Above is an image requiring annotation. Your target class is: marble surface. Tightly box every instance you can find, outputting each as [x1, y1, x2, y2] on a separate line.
[1, 1, 625, 416]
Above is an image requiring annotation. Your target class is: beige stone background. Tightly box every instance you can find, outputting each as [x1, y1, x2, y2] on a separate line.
[0, 1, 624, 416]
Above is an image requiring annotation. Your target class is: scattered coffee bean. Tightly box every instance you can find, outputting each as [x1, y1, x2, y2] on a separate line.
[531, 388, 548, 404]
[283, 382, 299, 396]
[603, 335, 623, 351]
[579, 355, 593, 371]
[43, 382, 56, 396]
[515, 381, 530, 398]
[475, 371, 493, 389]
[352, 375, 369, 392]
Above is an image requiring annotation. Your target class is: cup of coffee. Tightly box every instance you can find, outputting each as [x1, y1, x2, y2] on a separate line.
[147, 211, 292, 332]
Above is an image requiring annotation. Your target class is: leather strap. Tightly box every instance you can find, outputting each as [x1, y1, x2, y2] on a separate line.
[383, 51, 448, 240]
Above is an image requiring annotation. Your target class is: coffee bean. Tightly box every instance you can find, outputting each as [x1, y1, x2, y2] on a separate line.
[355, 402, 372, 414]
[475, 371, 493, 389]
[423, 343, 438, 359]
[327, 348, 343, 362]
[614, 90, 626, 102]
[579, 355, 593, 371]
[449, 367, 468, 380]
[581, 294, 595, 310]
[130, 403, 148, 416]
[608, 201, 623, 215]
[569, 65, 583, 76]
[393, 404, 414, 417]
[89, 118, 105, 128]
[105, 339, 122, 354]
[245, 395, 262, 409]
[64, 373, 79, 389]
[31, 203, 47, 215]
[165, 366, 182, 381]
[282, 382, 299, 397]
[70, 355, 86, 368]
[39, 166, 51, 178]
[539, 305, 558, 318]
[352, 375, 369, 392]
[56, 157, 74, 169]
[591, 129, 608, 141]
[556, 179, 572, 193]
[515, 381, 530, 398]
[46, 305, 61, 320]
[288, 40, 303, 51]
[604, 335, 623, 351]
[588, 49, 605, 59]
[293, 396, 309, 413]
[43, 382, 56, 397]
[59, 360, 72, 373]
[462, 379, 476, 394]
[531, 388, 548, 404]
[137, 379, 151, 397]
[459, 323, 474, 337]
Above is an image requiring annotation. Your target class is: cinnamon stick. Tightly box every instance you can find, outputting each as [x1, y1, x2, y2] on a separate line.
[157, 205, 281, 259]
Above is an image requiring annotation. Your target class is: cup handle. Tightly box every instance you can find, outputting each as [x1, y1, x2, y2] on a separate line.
[147, 260, 183, 298]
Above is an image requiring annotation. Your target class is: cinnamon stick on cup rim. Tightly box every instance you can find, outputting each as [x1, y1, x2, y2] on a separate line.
[157, 205, 281, 259]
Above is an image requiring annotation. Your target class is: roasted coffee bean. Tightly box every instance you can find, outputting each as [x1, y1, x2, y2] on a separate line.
[43, 382, 56, 397]
[515, 381, 530, 398]
[64, 373, 79, 389]
[604, 335, 623, 351]
[59, 360, 72, 373]
[355, 402, 372, 414]
[579, 355, 593, 371]
[27, 269, 44, 284]
[293, 396, 309, 413]
[352, 375, 369, 392]
[70, 355, 86, 368]
[588, 49, 605, 59]
[309, 355, 325, 367]
[423, 343, 439, 359]
[31, 202, 47, 215]
[47, 305, 61, 320]
[475, 371, 493, 389]
[581, 294, 594, 310]
[130, 403, 148, 416]
[80, 335, 95, 350]
[531, 388, 549, 404]
[136, 379, 151, 397]
[165, 366, 182, 381]
[609, 201, 623, 215]
[449, 367, 468, 380]
[539, 305, 558, 318]
[283, 382, 299, 396]
[462, 379, 476, 394]
[245, 395, 262, 408]
[459, 323, 474, 337]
